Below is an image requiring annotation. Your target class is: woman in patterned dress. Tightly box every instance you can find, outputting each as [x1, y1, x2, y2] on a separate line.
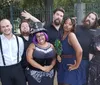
[26, 22, 56, 85]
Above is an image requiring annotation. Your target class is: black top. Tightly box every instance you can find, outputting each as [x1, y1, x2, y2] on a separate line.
[20, 34, 33, 68]
[45, 24, 63, 45]
[76, 25, 94, 60]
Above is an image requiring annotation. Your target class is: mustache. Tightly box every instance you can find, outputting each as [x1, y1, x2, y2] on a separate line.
[55, 18, 60, 21]
[21, 32, 30, 36]
[85, 20, 90, 24]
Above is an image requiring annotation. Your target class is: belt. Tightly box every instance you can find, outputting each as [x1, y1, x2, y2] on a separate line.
[61, 55, 74, 58]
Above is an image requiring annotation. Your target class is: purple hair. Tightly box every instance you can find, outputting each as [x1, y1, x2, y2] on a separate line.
[32, 32, 49, 44]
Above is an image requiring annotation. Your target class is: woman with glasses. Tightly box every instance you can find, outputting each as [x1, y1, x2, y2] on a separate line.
[26, 22, 56, 85]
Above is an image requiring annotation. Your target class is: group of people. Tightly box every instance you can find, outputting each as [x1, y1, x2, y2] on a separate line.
[0, 7, 100, 85]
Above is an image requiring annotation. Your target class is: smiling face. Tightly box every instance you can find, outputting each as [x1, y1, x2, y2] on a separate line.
[36, 32, 46, 45]
[63, 18, 74, 32]
[20, 22, 30, 36]
[0, 19, 12, 36]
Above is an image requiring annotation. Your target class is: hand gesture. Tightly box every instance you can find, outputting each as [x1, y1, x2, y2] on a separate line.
[57, 55, 61, 62]
[41, 66, 52, 72]
[67, 60, 78, 71]
[21, 10, 32, 19]
[96, 45, 100, 51]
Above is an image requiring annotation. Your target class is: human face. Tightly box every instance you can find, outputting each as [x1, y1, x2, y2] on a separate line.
[63, 18, 73, 32]
[53, 11, 64, 26]
[84, 13, 96, 28]
[20, 22, 30, 35]
[0, 19, 12, 36]
[36, 32, 46, 44]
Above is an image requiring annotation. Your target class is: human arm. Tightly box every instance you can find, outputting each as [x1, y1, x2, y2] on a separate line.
[68, 32, 82, 71]
[57, 55, 61, 62]
[26, 43, 47, 71]
[21, 10, 41, 22]
[50, 44, 56, 68]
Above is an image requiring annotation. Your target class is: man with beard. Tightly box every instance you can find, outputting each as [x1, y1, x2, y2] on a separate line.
[45, 8, 65, 45]
[19, 20, 33, 77]
[21, 7, 65, 44]
[75, 12, 98, 85]
[21, 7, 65, 62]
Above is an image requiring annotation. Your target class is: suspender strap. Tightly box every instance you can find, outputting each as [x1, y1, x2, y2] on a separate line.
[0, 37, 6, 65]
[15, 36, 19, 63]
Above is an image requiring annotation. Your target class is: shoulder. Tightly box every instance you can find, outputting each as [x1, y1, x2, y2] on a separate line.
[68, 32, 76, 38]
[68, 32, 77, 42]
[48, 42, 54, 48]
[28, 43, 35, 49]
[50, 43, 54, 48]
[14, 35, 24, 44]
[44, 23, 52, 29]
[16, 36, 23, 41]
[76, 25, 82, 31]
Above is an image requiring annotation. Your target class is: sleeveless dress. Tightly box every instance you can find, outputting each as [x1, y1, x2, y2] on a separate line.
[26, 43, 56, 85]
[57, 35, 82, 85]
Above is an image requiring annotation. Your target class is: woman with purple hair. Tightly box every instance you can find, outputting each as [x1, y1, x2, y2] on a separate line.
[26, 22, 56, 85]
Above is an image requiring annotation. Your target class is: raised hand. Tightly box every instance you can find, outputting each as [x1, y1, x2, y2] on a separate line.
[21, 10, 32, 19]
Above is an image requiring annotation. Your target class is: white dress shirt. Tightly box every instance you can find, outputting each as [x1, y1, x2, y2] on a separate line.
[0, 34, 24, 66]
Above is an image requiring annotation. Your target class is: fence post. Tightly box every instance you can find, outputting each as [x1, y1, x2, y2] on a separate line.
[75, 1, 85, 25]
[44, 0, 53, 25]
[10, 3, 14, 33]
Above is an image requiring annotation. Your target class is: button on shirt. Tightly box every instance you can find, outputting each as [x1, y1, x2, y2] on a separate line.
[0, 34, 24, 66]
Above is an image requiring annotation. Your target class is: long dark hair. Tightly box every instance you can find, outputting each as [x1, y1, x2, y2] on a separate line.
[82, 12, 98, 28]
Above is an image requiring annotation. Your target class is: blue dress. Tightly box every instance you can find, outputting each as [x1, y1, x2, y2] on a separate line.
[57, 35, 82, 85]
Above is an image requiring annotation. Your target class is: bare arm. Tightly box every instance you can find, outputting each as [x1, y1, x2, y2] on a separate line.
[26, 43, 56, 72]
[21, 10, 41, 22]
[68, 32, 82, 70]
[26, 43, 44, 70]
[50, 44, 56, 68]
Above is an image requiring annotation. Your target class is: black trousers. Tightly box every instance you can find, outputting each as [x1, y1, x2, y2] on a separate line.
[0, 63, 26, 85]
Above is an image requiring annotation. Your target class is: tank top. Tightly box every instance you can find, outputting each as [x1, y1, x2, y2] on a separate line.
[29, 43, 56, 70]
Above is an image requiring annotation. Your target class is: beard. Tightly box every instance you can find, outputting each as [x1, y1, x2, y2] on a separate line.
[54, 19, 61, 26]
[84, 20, 91, 28]
[21, 31, 30, 36]
[84, 20, 95, 29]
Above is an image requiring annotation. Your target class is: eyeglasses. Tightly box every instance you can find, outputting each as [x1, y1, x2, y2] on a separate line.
[36, 34, 45, 39]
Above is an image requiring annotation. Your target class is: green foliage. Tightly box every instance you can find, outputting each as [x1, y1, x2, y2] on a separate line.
[54, 39, 62, 55]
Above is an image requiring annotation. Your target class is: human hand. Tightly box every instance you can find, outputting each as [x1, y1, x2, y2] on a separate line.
[57, 55, 61, 62]
[67, 60, 79, 71]
[21, 10, 32, 19]
[41, 66, 52, 72]
[96, 45, 100, 51]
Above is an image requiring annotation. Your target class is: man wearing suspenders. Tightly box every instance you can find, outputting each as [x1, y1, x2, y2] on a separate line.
[0, 19, 26, 85]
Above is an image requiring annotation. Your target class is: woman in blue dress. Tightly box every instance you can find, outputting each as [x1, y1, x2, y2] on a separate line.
[57, 18, 83, 85]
